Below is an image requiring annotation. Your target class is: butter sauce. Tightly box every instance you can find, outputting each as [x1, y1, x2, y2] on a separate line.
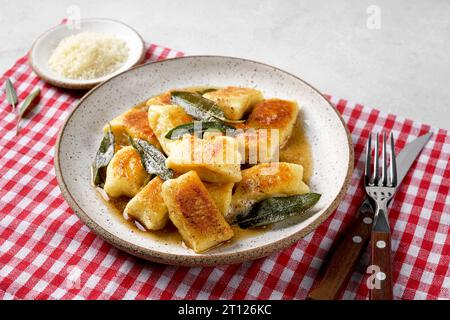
[279, 118, 313, 182]
[106, 196, 264, 247]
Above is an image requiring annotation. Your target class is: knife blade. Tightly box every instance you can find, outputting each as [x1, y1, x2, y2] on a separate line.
[307, 132, 432, 300]
[394, 132, 433, 187]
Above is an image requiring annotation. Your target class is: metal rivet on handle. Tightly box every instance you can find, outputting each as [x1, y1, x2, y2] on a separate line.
[352, 236, 362, 244]
[363, 217, 373, 224]
[376, 240, 386, 248]
[376, 272, 386, 281]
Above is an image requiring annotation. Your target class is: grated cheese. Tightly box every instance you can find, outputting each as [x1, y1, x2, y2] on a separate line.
[48, 31, 129, 80]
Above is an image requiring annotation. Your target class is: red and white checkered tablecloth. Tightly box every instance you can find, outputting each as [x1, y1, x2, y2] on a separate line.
[0, 41, 449, 300]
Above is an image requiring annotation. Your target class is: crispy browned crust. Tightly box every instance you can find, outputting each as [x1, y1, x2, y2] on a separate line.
[226, 162, 309, 221]
[147, 104, 193, 154]
[247, 99, 298, 129]
[122, 108, 158, 142]
[203, 86, 263, 120]
[176, 185, 219, 227]
[162, 171, 234, 252]
[104, 146, 149, 198]
[142, 176, 165, 206]
[110, 146, 144, 179]
[106, 107, 160, 148]
[237, 99, 299, 157]
[124, 176, 168, 230]
[146, 92, 172, 106]
[237, 163, 298, 194]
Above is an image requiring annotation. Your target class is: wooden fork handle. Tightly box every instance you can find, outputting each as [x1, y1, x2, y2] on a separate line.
[307, 200, 374, 300]
[370, 231, 393, 300]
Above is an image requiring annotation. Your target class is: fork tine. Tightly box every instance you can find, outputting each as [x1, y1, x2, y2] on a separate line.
[373, 133, 379, 185]
[381, 132, 388, 186]
[365, 134, 372, 185]
[390, 132, 397, 187]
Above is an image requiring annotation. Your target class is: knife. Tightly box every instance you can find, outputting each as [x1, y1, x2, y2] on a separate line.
[307, 132, 433, 300]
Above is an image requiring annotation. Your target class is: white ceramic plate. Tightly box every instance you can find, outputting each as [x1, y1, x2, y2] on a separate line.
[29, 18, 145, 89]
[55, 56, 353, 266]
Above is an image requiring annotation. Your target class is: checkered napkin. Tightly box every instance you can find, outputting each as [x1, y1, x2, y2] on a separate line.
[0, 42, 449, 300]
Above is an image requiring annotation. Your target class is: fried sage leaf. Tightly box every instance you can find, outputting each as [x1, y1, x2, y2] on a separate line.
[4, 78, 18, 111]
[129, 137, 173, 180]
[171, 91, 244, 124]
[91, 126, 115, 187]
[16, 87, 40, 135]
[235, 193, 321, 229]
[165, 121, 236, 140]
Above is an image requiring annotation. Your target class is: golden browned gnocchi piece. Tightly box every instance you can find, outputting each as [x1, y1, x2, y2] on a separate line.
[103, 146, 149, 198]
[162, 171, 234, 253]
[247, 98, 299, 148]
[104, 107, 161, 148]
[165, 134, 242, 183]
[235, 128, 280, 164]
[203, 86, 263, 120]
[227, 162, 309, 221]
[145, 92, 172, 106]
[204, 182, 234, 216]
[147, 104, 192, 154]
[124, 177, 168, 230]
[235, 99, 299, 164]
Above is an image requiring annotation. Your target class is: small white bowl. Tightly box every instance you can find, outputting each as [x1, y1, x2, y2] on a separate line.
[29, 18, 145, 90]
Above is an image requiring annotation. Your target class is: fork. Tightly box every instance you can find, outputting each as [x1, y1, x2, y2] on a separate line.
[364, 132, 397, 300]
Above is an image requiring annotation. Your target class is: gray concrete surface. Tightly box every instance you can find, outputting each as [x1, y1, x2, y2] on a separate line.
[1, 0, 449, 130]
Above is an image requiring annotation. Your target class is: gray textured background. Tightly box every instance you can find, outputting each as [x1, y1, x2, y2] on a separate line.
[1, 0, 449, 130]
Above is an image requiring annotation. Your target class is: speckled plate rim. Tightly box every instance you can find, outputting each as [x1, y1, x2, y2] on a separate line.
[54, 55, 354, 266]
[29, 18, 146, 90]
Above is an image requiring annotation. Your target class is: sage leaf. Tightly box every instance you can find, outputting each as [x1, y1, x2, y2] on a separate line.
[4, 78, 18, 111]
[129, 137, 173, 180]
[171, 91, 244, 124]
[165, 121, 236, 140]
[16, 88, 40, 135]
[91, 126, 115, 187]
[235, 193, 321, 229]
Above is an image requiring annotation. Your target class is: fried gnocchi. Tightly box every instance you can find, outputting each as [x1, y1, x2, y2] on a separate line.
[92, 87, 316, 253]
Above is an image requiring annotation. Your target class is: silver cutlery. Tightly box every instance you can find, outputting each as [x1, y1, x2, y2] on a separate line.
[364, 133, 397, 300]
[308, 132, 432, 300]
